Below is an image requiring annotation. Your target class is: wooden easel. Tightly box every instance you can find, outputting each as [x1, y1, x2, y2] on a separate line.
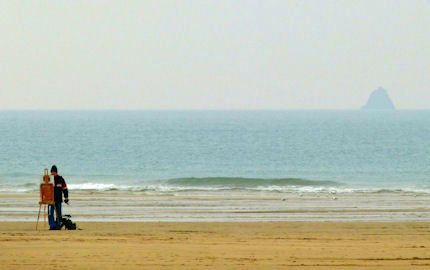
[36, 169, 54, 230]
[36, 202, 55, 230]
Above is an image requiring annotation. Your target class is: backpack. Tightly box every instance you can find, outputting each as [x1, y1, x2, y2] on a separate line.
[61, 215, 77, 230]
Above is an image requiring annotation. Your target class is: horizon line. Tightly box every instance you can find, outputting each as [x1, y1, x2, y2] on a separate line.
[1, 108, 429, 112]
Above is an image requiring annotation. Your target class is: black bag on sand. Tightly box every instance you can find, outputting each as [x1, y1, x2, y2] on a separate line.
[61, 215, 77, 230]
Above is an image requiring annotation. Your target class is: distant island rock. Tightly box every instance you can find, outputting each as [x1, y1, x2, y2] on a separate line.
[362, 87, 395, 110]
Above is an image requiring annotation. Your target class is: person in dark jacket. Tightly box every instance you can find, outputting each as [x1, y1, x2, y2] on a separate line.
[48, 165, 69, 230]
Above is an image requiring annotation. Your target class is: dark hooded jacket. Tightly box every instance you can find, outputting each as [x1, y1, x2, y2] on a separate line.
[54, 175, 68, 203]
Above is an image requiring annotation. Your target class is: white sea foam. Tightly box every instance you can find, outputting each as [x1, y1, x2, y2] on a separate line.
[2, 180, 430, 195]
[67, 183, 129, 191]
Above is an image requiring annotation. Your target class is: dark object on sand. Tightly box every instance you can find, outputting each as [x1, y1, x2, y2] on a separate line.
[61, 215, 77, 230]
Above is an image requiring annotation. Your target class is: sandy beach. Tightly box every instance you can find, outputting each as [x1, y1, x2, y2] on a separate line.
[0, 222, 429, 269]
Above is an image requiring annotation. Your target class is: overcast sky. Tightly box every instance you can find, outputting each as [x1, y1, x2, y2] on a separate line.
[1, 0, 429, 109]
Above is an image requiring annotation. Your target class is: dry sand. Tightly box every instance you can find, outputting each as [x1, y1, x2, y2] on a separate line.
[0, 222, 429, 269]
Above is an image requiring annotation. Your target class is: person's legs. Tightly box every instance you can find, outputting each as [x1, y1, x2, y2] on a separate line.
[48, 204, 56, 230]
[55, 202, 62, 228]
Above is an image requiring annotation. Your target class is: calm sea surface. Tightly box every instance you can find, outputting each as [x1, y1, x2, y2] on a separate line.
[1, 110, 429, 193]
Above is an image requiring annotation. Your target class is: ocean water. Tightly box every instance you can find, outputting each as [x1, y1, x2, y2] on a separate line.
[0, 110, 430, 194]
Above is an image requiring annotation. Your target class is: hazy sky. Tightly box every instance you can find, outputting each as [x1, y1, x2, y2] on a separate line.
[1, 0, 429, 109]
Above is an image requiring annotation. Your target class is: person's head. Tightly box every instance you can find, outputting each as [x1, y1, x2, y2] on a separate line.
[50, 165, 58, 176]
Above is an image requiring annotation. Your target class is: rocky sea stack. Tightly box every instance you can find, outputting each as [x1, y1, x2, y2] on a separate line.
[362, 87, 395, 110]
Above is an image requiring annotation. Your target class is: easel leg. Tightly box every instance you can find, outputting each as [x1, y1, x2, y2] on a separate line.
[43, 205, 47, 229]
[36, 204, 42, 230]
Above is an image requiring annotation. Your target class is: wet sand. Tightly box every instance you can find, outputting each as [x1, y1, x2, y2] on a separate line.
[2, 191, 430, 222]
[0, 222, 429, 269]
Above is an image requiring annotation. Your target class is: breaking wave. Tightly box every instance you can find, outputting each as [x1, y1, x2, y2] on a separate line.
[164, 177, 341, 187]
[1, 177, 429, 194]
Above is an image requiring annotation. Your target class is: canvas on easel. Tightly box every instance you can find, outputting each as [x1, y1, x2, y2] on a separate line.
[40, 182, 54, 204]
